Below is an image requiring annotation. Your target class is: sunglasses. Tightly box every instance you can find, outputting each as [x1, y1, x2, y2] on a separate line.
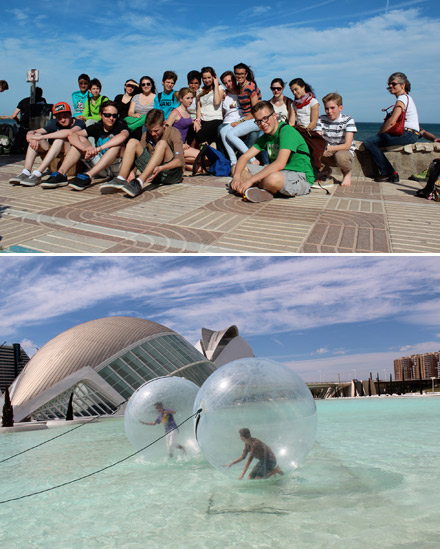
[387, 82, 400, 88]
[255, 113, 274, 126]
[271, 86, 282, 91]
[125, 83, 136, 88]
[102, 112, 118, 119]
[142, 82, 152, 87]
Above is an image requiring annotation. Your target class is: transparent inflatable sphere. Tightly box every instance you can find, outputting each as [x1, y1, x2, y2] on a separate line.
[124, 377, 200, 460]
[194, 358, 317, 479]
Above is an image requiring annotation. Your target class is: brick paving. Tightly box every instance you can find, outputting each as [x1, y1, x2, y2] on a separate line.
[0, 155, 437, 254]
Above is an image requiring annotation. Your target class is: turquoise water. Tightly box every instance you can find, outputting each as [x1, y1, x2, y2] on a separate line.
[0, 397, 439, 548]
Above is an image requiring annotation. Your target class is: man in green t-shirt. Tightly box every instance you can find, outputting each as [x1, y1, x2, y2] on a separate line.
[230, 100, 314, 202]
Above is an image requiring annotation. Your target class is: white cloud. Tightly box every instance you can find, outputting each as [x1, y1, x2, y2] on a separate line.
[20, 338, 39, 358]
[315, 347, 328, 354]
[0, 8, 439, 122]
[288, 340, 440, 382]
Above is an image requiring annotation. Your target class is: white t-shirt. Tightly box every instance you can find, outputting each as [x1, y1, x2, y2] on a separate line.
[188, 88, 201, 120]
[222, 92, 242, 124]
[272, 101, 288, 123]
[294, 97, 319, 127]
[199, 86, 225, 121]
[397, 94, 419, 131]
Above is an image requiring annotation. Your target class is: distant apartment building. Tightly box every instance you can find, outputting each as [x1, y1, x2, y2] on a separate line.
[394, 352, 439, 381]
[0, 343, 30, 390]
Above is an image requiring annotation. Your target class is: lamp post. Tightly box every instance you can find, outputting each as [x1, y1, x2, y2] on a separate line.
[432, 377, 436, 394]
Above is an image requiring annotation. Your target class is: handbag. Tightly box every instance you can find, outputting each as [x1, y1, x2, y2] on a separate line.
[382, 95, 408, 136]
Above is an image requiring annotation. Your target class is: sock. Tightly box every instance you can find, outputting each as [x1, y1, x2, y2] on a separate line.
[117, 175, 125, 181]
[32, 170, 42, 177]
[22, 169, 31, 176]
[137, 178, 144, 189]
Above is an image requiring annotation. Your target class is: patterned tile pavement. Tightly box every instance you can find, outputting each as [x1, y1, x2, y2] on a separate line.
[0, 155, 437, 254]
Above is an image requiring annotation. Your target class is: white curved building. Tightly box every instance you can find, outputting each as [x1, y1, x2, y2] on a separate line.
[10, 316, 216, 422]
[195, 325, 254, 367]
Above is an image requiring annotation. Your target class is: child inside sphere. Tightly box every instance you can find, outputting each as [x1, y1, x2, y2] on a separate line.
[140, 402, 186, 458]
[228, 428, 284, 480]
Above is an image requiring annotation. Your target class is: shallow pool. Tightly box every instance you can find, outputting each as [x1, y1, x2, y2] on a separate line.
[1, 397, 439, 548]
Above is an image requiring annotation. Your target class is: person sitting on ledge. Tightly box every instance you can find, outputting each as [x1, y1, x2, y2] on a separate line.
[229, 100, 314, 202]
[362, 72, 420, 183]
[40, 101, 129, 190]
[8, 102, 85, 187]
[315, 93, 357, 187]
[99, 108, 184, 197]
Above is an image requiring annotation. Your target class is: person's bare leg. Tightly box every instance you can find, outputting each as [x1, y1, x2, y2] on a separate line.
[117, 139, 143, 180]
[23, 140, 48, 171]
[37, 139, 65, 173]
[341, 171, 352, 187]
[138, 140, 173, 183]
[56, 145, 82, 175]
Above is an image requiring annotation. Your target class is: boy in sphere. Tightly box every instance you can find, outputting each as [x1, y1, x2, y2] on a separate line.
[140, 402, 186, 458]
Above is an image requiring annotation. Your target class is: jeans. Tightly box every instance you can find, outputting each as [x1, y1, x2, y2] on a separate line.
[221, 119, 259, 164]
[363, 130, 418, 175]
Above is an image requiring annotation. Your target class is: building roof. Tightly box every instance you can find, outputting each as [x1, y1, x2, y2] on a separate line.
[11, 317, 174, 406]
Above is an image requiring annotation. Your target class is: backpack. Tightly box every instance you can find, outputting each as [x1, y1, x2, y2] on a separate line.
[416, 159, 440, 200]
[192, 144, 232, 177]
[0, 123, 16, 154]
[291, 125, 327, 171]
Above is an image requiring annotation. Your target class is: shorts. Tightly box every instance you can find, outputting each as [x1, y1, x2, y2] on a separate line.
[249, 458, 277, 479]
[135, 148, 183, 185]
[84, 154, 122, 178]
[247, 164, 310, 197]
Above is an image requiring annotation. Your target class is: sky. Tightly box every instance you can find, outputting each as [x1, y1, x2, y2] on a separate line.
[0, 0, 440, 123]
[2, 255, 440, 383]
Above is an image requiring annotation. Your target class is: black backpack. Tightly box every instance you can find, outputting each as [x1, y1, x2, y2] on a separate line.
[0, 123, 16, 154]
[415, 159, 440, 200]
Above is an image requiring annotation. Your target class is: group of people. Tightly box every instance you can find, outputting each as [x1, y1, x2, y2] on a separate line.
[8, 66, 428, 202]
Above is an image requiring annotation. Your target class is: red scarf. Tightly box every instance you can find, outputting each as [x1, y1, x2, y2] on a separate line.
[294, 92, 314, 109]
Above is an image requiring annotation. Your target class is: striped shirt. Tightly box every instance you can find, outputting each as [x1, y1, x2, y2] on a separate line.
[238, 81, 262, 115]
[315, 114, 357, 154]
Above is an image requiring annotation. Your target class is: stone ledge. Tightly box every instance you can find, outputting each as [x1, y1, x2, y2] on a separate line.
[332, 140, 440, 179]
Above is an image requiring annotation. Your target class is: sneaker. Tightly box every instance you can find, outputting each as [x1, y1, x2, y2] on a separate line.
[69, 173, 92, 191]
[100, 177, 127, 194]
[244, 187, 273, 203]
[374, 172, 399, 183]
[122, 178, 143, 198]
[41, 172, 68, 189]
[409, 168, 428, 182]
[20, 173, 42, 187]
[9, 172, 31, 185]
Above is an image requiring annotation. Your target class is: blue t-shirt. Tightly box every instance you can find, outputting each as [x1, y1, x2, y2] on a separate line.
[155, 410, 178, 433]
[72, 90, 90, 117]
[153, 91, 179, 120]
[44, 118, 86, 133]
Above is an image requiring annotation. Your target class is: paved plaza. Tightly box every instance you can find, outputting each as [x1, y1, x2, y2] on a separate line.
[1, 155, 439, 253]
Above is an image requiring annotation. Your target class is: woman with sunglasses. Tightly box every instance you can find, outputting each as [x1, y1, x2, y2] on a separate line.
[114, 79, 139, 119]
[363, 72, 420, 183]
[221, 62, 262, 170]
[269, 78, 295, 125]
[289, 78, 319, 130]
[128, 76, 157, 118]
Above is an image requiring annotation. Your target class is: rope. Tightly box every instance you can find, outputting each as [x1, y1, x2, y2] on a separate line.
[0, 409, 202, 505]
[0, 400, 128, 465]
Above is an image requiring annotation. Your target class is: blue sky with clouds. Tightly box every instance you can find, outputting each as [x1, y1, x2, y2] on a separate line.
[2, 256, 440, 382]
[1, 0, 439, 123]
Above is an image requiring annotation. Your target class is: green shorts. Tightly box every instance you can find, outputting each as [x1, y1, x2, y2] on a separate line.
[135, 148, 183, 185]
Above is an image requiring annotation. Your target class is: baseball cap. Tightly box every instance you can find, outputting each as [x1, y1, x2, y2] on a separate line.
[52, 102, 71, 115]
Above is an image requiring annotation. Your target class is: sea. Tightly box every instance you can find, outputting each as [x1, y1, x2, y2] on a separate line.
[0, 396, 439, 548]
[355, 122, 440, 142]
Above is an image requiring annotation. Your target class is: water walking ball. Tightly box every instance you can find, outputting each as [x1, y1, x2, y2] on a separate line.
[193, 357, 317, 479]
[124, 376, 200, 460]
